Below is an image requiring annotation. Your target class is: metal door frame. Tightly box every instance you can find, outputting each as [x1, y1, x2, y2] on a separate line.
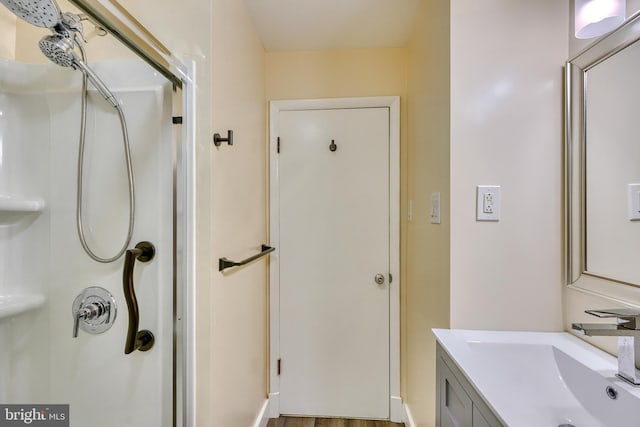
[268, 96, 401, 422]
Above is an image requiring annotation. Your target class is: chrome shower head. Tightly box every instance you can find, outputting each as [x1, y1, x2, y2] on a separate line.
[38, 33, 76, 67]
[39, 34, 119, 108]
[0, 0, 61, 28]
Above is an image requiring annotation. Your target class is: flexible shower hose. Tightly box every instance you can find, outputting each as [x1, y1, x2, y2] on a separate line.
[75, 40, 135, 263]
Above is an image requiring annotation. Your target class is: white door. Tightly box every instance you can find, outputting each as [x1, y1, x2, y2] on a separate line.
[278, 107, 390, 419]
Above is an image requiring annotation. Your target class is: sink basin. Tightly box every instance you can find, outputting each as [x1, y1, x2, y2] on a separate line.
[433, 329, 640, 427]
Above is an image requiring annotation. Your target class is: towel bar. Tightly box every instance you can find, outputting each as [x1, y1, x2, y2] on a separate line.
[219, 244, 275, 272]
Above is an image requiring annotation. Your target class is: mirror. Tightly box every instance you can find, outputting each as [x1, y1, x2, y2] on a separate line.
[566, 13, 640, 290]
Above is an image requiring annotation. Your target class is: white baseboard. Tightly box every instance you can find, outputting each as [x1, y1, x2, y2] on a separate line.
[403, 403, 416, 427]
[258, 393, 412, 426]
[252, 399, 271, 427]
[390, 395, 403, 423]
[267, 392, 280, 418]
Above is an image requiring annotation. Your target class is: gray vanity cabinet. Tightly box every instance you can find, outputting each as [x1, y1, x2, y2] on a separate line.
[436, 344, 504, 427]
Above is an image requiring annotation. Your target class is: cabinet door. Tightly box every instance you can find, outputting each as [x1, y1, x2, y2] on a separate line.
[438, 358, 472, 427]
[473, 405, 491, 427]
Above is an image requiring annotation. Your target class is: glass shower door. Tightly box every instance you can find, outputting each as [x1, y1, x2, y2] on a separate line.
[0, 57, 177, 427]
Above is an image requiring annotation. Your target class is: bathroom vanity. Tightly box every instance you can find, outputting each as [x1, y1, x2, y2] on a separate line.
[436, 341, 502, 427]
[434, 329, 640, 427]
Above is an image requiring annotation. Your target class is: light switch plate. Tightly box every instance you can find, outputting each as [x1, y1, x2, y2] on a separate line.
[628, 184, 640, 221]
[477, 185, 500, 221]
[430, 192, 441, 224]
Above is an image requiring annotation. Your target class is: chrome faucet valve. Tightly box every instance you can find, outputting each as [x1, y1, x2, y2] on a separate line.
[572, 308, 640, 385]
[72, 286, 117, 338]
[584, 308, 640, 330]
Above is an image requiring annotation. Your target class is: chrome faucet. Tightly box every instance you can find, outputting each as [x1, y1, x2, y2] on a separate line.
[572, 308, 640, 385]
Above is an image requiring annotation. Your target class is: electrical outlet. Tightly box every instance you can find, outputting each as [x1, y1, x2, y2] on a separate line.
[477, 185, 500, 221]
[483, 192, 494, 214]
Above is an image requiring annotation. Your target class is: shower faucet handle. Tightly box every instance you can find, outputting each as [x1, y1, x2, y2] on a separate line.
[72, 286, 117, 338]
[73, 301, 108, 337]
[73, 301, 87, 338]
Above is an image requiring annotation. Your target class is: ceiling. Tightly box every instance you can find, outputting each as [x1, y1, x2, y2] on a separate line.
[243, 0, 421, 52]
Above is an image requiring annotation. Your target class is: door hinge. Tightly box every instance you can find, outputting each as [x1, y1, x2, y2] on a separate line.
[277, 137, 280, 154]
[277, 358, 282, 375]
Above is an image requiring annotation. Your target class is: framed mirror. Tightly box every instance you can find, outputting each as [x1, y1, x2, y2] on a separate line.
[566, 11, 640, 298]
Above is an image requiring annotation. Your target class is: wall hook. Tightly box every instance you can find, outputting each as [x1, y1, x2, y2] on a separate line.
[213, 130, 233, 146]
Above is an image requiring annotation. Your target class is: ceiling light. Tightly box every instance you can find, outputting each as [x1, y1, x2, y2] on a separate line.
[575, 0, 626, 39]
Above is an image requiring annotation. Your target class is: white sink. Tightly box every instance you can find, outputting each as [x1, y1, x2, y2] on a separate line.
[433, 329, 640, 427]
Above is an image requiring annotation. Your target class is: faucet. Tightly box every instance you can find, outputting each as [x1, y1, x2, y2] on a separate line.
[572, 308, 640, 385]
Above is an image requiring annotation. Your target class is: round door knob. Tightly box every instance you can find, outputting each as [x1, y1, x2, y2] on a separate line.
[374, 274, 385, 285]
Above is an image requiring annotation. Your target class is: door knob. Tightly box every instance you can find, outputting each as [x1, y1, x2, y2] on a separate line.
[374, 274, 385, 285]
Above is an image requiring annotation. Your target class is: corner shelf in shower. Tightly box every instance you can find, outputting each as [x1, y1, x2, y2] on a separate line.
[0, 294, 45, 319]
[0, 195, 45, 224]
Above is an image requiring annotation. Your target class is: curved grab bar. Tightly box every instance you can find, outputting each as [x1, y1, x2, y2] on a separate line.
[123, 241, 155, 354]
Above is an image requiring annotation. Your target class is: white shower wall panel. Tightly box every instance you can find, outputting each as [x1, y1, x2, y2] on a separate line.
[45, 60, 173, 426]
[0, 58, 174, 426]
[0, 91, 50, 298]
[0, 60, 51, 403]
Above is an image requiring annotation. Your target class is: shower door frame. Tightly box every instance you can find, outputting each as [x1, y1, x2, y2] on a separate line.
[65, 1, 198, 426]
[172, 63, 198, 427]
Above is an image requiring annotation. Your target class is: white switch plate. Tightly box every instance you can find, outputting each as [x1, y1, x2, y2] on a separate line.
[628, 184, 640, 221]
[430, 192, 441, 224]
[477, 185, 500, 221]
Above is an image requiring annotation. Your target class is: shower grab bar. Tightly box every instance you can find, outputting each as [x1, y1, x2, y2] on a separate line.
[123, 241, 155, 354]
[219, 244, 275, 272]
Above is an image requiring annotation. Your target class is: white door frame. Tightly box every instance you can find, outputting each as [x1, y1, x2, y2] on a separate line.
[268, 96, 401, 421]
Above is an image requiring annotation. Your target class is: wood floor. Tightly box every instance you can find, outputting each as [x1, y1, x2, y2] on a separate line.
[266, 417, 404, 427]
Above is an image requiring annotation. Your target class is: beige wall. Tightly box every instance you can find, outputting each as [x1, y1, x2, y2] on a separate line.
[403, 1, 450, 426]
[266, 48, 408, 100]
[210, 0, 268, 426]
[450, 0, 566, 333]
[0, 7, 16, 60]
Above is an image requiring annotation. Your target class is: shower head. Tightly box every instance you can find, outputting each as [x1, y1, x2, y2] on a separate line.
[38, 33, 76, 67]
[39, 34, 119, 108]
[0, 0, 61, 28]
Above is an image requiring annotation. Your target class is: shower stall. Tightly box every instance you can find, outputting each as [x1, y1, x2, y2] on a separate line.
[0, 1, 195, 426]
